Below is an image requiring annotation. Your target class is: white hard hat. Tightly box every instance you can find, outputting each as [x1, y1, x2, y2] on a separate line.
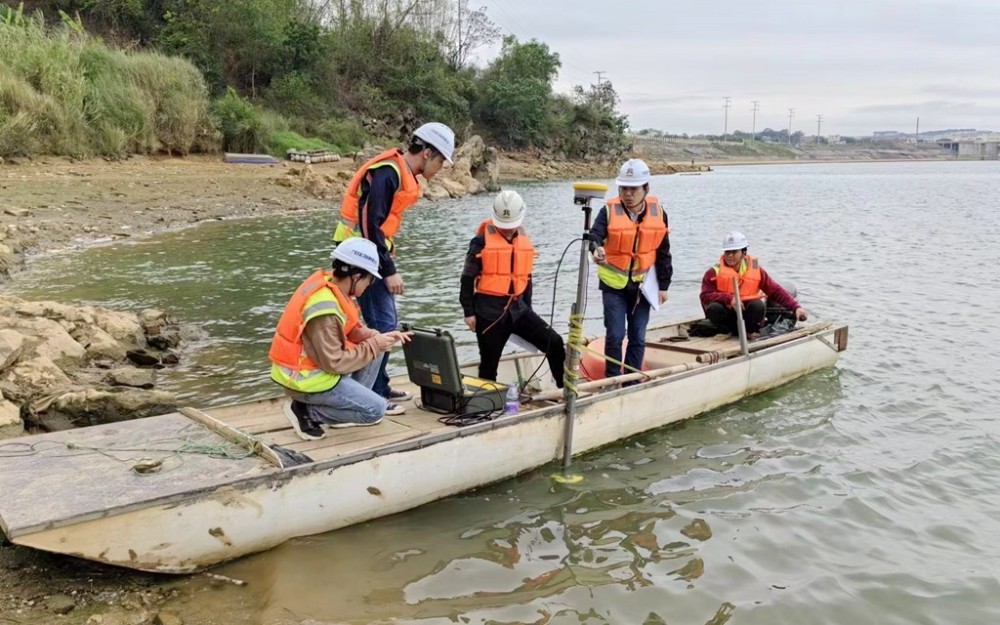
[722, 231, 749, 251]
[491, 190, 526, 229]
[413, 122, 456, 163]
[615, 158, 651, 187]
[331, 238, 382, 279]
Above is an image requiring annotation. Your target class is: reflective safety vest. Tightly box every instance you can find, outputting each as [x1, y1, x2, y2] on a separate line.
[332, 148, 421, 250]
[269, 269, 361, 393]
[474, 219, 536, 297]
[597, 197, 668, 290]
[713, 255, 765, 302]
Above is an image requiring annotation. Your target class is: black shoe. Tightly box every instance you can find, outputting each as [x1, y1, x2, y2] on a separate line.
[283, 399, 324, 441]
[387, 388, 413, 402]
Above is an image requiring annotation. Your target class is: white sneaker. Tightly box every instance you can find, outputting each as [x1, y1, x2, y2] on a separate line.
[385, 402, 406, 416]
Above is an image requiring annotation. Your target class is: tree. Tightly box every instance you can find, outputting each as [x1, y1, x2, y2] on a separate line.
[475, 35, 559, 148]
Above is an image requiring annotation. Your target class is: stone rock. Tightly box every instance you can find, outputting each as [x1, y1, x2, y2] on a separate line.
[109, 367, 156, 389]
[139, 308, 168, 325]
[41, 388, 177, 428]
[36, 326, 87, 364]
[147, 328, 181, 350]
[0, 398, 20, 427]
[154, 612, 184, 625]
[94, 309, 144, 344]
[421, 182, 451, 201]
[126, 349, 160, 367]
[0, 242, 14, 279]
[436, 176, 469, 198]
[77, 326, 127, 362]
[15, 300, 95, 325]
[3, 356, 73, 401]
[4, 207, 29, 217]
[47, 593, 76, 614]
[0, 328, 24, 371]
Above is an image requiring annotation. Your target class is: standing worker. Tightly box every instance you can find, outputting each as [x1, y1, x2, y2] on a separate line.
[269, 238, 412, 440]
[590, 158, 672, 380]
[460, 190, 565, 388]
[332, 122, 456, 414]
[699, 231, 807, 337]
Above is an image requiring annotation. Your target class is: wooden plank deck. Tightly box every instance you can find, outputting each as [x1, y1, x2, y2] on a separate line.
[0, 413, 275, 537]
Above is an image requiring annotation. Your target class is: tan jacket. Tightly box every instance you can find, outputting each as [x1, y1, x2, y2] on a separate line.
[302, 314, 382, 374]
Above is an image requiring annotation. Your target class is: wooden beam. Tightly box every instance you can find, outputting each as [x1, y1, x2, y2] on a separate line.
[179, 407, 285, 469]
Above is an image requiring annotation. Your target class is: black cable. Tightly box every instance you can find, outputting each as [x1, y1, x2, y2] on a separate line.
[518, 237, 584, 392]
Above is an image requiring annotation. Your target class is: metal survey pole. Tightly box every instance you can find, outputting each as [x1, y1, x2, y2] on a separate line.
[561, 183, 608, 470]
[733, 276, 750, 356]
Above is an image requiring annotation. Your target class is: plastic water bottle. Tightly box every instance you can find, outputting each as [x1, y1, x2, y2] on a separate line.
[505, 385, 519, 414]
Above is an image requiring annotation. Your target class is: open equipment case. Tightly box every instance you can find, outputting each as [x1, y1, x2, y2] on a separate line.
[401, 325, 508, 417]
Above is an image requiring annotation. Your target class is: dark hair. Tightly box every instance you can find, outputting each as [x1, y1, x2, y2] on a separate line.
[332, 259, 370, 279]
[407, 138, 443, 160]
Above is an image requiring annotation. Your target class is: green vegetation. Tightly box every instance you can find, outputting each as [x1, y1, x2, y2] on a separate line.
[0, 5, 216, 158]
[1, 1, 631, 160]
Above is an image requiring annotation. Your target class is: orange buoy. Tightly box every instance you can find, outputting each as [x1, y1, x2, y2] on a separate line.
[579, 338, 648, 381]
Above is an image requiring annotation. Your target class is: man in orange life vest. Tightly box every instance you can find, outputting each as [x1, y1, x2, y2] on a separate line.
[700, 231, 808, 337]
[332, 122, 456, 413]
[590, 159, 672, 379]
[269, 238, 412, 441]
[460, 190, 565, 387]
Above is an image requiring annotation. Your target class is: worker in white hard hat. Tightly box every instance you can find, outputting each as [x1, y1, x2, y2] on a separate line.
[589, 158, 673, 380]
[332, 121, 457, 413]
[460, 190, 565, 387]
[700, 231, 808, 337]
[269, 237, 413, 441]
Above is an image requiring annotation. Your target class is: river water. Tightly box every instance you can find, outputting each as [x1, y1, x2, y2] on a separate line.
[8, 161, 1000, 624]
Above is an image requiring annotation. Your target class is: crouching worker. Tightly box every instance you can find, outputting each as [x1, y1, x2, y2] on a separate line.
[460, 190, 565, 388]
[700, 231, 808, 337]
[269, 238, 412, 440]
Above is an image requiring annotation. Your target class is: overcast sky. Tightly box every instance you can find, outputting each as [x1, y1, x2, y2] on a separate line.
[472, 0, 1000, 136]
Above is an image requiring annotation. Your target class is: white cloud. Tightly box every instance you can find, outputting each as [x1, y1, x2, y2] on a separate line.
[473, 0, 1000, 135]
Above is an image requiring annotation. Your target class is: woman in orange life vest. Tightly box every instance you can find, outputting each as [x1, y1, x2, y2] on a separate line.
[460, 190, 566, 387]
[269, 238, 413, 441]
[590, 159, 673, 380]
[332, 122, 456, 413]
[699, 231, 808, 337]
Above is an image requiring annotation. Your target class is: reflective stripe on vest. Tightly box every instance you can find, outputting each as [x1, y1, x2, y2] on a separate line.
[333, 149, 421, 248]
[597, 197, 668, 290]
[268, 270, 361, 393]
[474, 219, 536, 297]
[713, 255, 765, 302]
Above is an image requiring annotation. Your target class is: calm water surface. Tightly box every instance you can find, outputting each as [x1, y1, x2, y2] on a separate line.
[8, 161, 1000, 624]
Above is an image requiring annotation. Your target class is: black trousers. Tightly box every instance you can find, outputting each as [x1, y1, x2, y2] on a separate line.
[705, 300, 767, 335]
[475, 308, 565, 388]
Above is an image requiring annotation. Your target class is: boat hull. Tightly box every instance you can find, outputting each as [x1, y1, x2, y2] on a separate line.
[11, 326, 843, 573]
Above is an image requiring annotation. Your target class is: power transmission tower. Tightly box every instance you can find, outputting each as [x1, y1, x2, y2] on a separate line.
[915, 116, 920, 142]
[723, 96, 731, 138]
[593, 70, 606, 88]
[787, 108, 795, 144]
[751, 100, 760, 141]
[816, 114, 823, 143]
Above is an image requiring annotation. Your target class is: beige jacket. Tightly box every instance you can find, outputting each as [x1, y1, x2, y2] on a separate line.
[302, 314, 382, 374]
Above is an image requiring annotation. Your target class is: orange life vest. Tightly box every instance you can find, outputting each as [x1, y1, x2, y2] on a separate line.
[603, 196, 669, 277]
[269, 269, 360, 374]
[714, 255, 765, 302]
[336, 148, 421, 242]
[474, 219, 536, 297]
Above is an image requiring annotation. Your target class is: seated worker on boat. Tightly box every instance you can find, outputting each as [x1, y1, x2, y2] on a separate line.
[269, 238, 412, 441]
[460, 190, 565, 387]
[589, 158, 672, 379]
[699, 231, 808, 338]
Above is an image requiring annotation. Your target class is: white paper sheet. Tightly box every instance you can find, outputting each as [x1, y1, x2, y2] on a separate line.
[640, 264, 661, 311]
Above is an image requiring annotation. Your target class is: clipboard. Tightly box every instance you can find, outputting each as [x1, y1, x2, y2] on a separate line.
[640, 265, 661, 311]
